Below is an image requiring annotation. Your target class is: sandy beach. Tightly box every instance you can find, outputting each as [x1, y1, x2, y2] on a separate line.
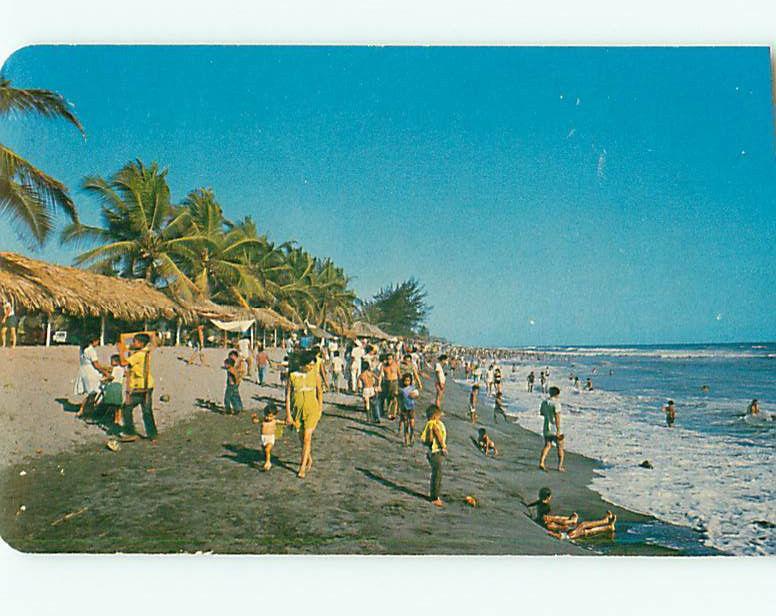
[0, 344, 684, 555]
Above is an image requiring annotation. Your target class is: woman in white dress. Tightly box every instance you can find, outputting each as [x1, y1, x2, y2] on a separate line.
[74, 336, 109, 417]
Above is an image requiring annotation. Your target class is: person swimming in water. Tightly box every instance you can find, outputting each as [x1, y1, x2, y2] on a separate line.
[664, 400, 676, 427]
[747, 399, 760, 416]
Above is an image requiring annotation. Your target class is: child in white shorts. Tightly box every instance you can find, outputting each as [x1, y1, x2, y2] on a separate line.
[257, 403, 278, 471]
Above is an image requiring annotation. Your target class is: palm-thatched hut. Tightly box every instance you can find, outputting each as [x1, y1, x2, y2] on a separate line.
[305, 320, 334, 340]
[347, 320, 392, 341]
[254, 307, 297, 331]
[0, 252, 194, 345]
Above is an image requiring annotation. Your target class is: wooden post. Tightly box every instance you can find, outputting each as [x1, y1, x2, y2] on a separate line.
[250, 322, 255, 348]
[175, 319, 181, 346]
[262, 328, 266, 348]
[45, 314, 51, 347]
[99, 314, 106, 346]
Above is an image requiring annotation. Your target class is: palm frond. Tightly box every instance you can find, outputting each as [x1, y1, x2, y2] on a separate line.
[0, 77, 85, 136]
[0, 176, 50, 245]
[1, 142, 78, 224]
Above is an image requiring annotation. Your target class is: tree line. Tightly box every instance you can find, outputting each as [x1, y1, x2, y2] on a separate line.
[0, 77, 430, 336]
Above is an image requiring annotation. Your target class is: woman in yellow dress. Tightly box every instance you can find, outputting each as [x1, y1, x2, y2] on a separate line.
[285, 350, 323, 478]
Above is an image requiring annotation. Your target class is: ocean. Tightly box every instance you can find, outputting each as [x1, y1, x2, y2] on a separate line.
[476, 343, 775, 556]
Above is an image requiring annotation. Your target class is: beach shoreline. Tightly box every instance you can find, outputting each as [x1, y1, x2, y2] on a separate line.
[0, 345, 709, 555]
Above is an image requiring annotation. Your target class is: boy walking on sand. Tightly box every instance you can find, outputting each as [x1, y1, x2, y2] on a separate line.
[469, 384, 480, 423]
[255, 343, 270, 385]
[257, 403, 278, 471]
[223, 350, 244, 415]
[538, 386, 565, 472]
[420, 405, 447, 507]
[398, 374, 419, 446]
[358, 360, 379, 422]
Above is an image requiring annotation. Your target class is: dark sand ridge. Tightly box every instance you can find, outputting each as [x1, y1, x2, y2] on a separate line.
[0, 348, 674, 554]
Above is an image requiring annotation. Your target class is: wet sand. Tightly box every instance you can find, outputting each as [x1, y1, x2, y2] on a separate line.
[0, 347, 675, 554]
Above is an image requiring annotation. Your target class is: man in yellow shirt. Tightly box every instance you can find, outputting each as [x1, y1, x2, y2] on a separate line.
[420, 405, 447, 507]
[118, 332, 158, 443]
[285, 350, 323, 478]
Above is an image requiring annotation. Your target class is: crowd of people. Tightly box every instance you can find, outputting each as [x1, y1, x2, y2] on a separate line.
[65, 327, 621, 542]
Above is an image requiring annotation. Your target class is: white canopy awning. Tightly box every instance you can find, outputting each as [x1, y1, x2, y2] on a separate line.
[210, 318, 255, 333]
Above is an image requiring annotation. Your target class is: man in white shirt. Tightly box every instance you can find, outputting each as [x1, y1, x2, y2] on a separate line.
[237, 336, 253, 377]
[350, 341, 365, 392]
[434, 354, 448, 408]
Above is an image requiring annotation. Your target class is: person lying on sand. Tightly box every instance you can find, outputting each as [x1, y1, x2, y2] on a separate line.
[477, 428, 498, 457]
[528, 487, 616, 541]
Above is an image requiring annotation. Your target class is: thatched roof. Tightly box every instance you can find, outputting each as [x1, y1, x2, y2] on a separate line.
[255, 307, 297, 331]
[305, 320, 334, 339]
[181, 297, 254, 321]
[0, 252, 194, 322]
[348, 320, 392, 340]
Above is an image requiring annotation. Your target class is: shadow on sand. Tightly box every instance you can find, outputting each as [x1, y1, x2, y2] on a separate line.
[55, 397, 81, 414]
[347, 426, 391, 442]
[195, 398, 227, 414]
[356, 467, 428, 501]
[220, 443, 296, 474]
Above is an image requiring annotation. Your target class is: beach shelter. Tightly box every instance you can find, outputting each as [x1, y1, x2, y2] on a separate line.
[0, 252, 194, 346]
[181, 298, 258, 346]
[347, 320, 392, 341]
[305, 320, 334, 340]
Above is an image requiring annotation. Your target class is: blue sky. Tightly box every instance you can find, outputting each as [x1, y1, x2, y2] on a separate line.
[1, 46, 774, 346]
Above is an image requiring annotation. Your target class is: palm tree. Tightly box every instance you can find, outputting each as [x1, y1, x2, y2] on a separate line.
[0, 77, 84, 245]
[309, 258, 356, 329]
[178, 189, 277, 307]
[61, 159, 201, 300]
[271, 246, 355, 328]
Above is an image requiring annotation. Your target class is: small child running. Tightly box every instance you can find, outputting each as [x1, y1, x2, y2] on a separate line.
[257, 403, 278, 471]
[477, 428, 498, 457]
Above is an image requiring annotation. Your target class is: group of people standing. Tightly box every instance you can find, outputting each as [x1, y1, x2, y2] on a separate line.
[74, 331, 160, 443]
